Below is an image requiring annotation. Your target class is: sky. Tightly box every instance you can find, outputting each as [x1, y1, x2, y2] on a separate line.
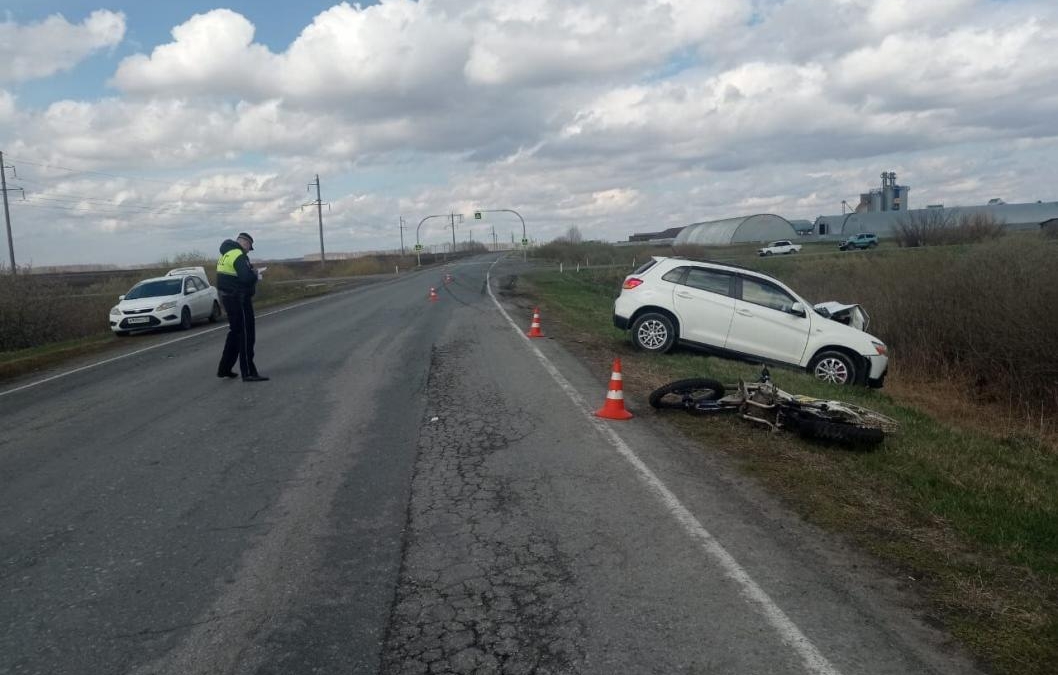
[1, 0, 1057, 267]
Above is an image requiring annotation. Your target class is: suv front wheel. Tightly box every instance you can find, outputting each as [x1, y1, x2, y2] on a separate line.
[631, 313, 677, 353]
[809, 350, 857, 385]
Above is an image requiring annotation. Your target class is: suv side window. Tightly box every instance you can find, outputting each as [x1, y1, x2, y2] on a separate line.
[684, 267, 733, 296]
[633, 259, 658, 275]
[740, 277, 797, 313]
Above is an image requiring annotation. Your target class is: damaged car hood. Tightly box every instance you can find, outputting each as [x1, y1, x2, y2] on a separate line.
[813, 302, 870, 331]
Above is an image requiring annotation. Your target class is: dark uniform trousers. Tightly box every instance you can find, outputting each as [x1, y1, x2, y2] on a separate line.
[218, 291, 257, 377]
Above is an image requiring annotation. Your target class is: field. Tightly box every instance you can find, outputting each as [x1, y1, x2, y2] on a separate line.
[521, 234, 1058, 675]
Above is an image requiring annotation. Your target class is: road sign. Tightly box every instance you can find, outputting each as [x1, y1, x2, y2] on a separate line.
[414, 244, 423, 251]
[521, 238, 529, 246]
[474, 211, 482, 220]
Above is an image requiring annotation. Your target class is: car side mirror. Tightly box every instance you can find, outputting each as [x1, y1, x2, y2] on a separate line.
[118, 295, 125, 301]
[790, 302, 807, 317]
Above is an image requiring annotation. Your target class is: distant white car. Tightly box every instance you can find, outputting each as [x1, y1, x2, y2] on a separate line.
[758, 240, 802, 256]
[109, 267, 221, 335]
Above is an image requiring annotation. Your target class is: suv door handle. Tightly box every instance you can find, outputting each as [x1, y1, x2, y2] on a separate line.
[675, 291, 693, 299]
[736, 308, 754, 317]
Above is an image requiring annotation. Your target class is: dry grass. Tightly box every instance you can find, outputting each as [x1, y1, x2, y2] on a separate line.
[893, 209, 1007, 247]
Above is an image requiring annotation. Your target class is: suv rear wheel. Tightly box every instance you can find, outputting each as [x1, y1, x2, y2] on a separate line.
[631, 313, 676, 353]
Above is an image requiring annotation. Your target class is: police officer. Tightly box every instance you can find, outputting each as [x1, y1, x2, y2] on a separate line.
[216, 232, 268, 382]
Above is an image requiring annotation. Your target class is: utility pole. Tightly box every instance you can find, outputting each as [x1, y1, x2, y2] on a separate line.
[1, 151, 24, 276]
[305, 175, 328, 265]
[399, 216, 407, 256]
[448, 212, 463, 253]
[491, 225, 497, 251]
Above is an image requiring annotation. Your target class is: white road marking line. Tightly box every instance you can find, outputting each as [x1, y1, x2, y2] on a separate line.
[485, 259, 843, 675]
[1, 293, 336, 398]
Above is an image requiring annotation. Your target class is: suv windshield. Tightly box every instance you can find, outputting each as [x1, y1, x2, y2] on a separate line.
[125, 279, 182, 299]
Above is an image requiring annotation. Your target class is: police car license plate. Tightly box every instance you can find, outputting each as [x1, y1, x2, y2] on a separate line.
[128, 317, 149, 324]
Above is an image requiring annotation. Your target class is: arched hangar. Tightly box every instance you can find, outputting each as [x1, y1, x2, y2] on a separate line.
[673, 214, 801, 247]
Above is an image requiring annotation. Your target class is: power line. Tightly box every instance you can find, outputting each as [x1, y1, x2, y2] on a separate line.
[14, 177, 257, 215]
[5, 155, 274, 195]
[20, 193, 251, 217]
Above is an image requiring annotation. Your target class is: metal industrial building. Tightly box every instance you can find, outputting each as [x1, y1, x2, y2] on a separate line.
[814, 201, 1058, 236]
[672, 214, 800, 247]
[629, 171, 1058, 246]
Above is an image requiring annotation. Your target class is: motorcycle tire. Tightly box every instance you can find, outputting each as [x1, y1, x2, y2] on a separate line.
[649, 378, 726, 410]
[793, 414, 886, 446]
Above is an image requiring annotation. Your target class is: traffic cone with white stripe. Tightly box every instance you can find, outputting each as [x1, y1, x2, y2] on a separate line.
[595, 357, 633, 420]
[429, 287, 439, 302]
[526, 307, 544, 338]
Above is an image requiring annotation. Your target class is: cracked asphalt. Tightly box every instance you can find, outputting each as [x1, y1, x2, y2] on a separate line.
[1, 253, 984, 674]
[381, 341, 585, 675]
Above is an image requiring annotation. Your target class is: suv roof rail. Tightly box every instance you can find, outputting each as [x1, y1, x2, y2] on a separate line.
[671, 256, 755, 272]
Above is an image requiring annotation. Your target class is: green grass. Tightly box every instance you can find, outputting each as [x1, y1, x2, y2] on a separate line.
[522, 268, 1058, 675]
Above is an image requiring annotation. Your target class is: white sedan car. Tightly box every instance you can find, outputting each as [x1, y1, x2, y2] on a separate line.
[109, 267, 221, 335]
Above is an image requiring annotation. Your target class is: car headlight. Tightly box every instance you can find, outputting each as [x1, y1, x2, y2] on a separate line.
[110, 306, 121, 316]
[872, 341, 888, 356]
[155, 301, 178, 311]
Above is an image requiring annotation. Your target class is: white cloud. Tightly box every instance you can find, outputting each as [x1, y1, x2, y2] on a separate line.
[111, 9, 276, 98]
[5, 0, 1058, 266]
[0, 89, 15, 123]
[0, 10, 125, 83]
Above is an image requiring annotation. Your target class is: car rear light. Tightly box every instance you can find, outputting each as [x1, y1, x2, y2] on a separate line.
[622, 278, 644, 290]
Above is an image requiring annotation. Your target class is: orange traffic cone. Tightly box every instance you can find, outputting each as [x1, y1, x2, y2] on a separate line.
[595, 357, 633, 420]
[429, 287, 439, 302]
[526, 307, 544, 338]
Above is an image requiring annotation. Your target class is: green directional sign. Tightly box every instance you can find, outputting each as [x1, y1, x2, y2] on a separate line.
[474, 211, 482, 220]
[521, 238, 529, 246]
[414, 244, 423, 251]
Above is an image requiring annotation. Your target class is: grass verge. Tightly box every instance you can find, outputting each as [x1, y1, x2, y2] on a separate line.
[517, 268, 1058, 675]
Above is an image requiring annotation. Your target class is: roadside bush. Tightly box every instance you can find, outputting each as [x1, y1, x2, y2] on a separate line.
[894, 209, 1006, 247]
[775, 238, 1058, 413]
[1042, 220, 1058, 239]
[0, 273, 113, 351]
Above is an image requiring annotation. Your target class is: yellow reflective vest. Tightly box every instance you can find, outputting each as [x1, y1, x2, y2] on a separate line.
[217, 248, 244, 277]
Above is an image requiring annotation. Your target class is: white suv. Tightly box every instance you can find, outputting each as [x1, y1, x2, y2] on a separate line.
[612, 257, 888, 387]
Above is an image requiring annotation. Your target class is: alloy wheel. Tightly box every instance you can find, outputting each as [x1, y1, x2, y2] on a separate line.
[637, 320, 669, 350]
[814, 357, 849, 384]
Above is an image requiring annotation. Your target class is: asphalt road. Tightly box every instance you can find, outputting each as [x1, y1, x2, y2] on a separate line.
[1, 254, 980, 675]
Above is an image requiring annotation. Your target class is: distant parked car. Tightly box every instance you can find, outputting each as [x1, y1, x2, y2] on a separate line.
[839, 233, 878, 251]
[612, 257, 889, 386]
[758, 240, 802, 256]
[109, 267, 221, 335]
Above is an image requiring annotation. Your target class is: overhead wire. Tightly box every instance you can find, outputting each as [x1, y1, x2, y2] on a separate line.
[5, 155, 278, 195]
[6, 164, 291, 218]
